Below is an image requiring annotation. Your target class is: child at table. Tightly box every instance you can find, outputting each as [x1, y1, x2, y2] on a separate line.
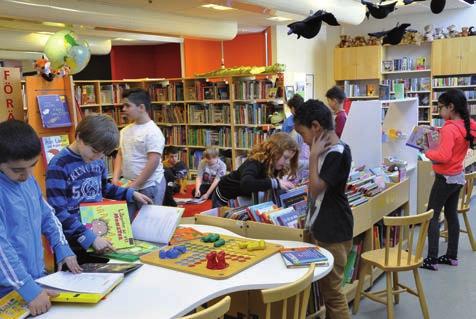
[193, 148, 227, 200]
[294, 99, 353, 319]
[212, 132, 298, 207]
[0, 120, 81, 317]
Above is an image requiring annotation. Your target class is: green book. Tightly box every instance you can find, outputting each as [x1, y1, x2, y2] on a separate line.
[101, 240, 160, 262]
[80, 200, 134, 250]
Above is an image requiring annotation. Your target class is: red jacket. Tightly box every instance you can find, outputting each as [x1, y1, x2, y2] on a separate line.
[426, 119, 476, 175]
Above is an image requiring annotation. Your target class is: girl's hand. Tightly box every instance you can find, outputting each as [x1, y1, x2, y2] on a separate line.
[310, 133, 331, 159]
[278, 179, 295, 190]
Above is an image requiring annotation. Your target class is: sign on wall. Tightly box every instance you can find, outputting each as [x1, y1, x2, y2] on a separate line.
[0, 67, 23, 121]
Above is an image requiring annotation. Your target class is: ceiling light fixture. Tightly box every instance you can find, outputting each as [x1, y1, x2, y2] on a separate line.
[266, 16, 292, 22]
[201, 4, 234, 10]
[42, 21, 65, 27]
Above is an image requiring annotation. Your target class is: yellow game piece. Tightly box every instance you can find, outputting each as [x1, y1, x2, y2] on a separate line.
[258, 240, 266, 249]
[238, 242, 248, 249]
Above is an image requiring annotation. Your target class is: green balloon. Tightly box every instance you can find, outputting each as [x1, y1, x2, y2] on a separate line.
[44, 30, 91, 74]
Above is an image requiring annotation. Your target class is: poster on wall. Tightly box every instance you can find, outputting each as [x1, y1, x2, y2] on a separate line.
[305, 74, 314, 100]
[0, 67, 23, 121]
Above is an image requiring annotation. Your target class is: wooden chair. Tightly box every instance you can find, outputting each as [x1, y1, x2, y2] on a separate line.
[353, 210, 434, 319]
[260, 263, 315, 319]
[179, 295, 231, 319]
[440, 172, 476, 251]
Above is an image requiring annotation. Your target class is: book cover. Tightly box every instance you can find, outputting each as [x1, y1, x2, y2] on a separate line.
[279, 185, 308, 208]
[37, 94, 72, 128]
[280, 247, 328, 266]
[80, 200, 134, 250]
[0, 290, 29, 319]
[246, 201, 276, 222]
[101, 240, 159, 262]
[80, 263, 142, 274]
[41, 135, 70, 166]
[379, 85, 390, 100]
[406, 126, 433, 150]
[394, 83, 405, 100]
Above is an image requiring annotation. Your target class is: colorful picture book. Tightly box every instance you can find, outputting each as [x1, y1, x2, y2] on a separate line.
[280, 247, 328, 267]
[406, 126, 439, 151]
[41, 135, 70, 166]
[80, 200, 134, 250]
[0, 290, 29, 319]
[246, 201, 279, 222]
[101, 239, 159, 262]
[80, 263, 142, 274]
[37, 94, 72, 128]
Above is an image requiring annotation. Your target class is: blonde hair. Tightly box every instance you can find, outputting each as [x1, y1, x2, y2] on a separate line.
[248, 132, 299, 178]
[204, 148, 219, 159]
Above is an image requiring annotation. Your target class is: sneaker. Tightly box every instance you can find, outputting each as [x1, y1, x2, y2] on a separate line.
[438, 255, 458, 266]
[421, 257, 438, 271]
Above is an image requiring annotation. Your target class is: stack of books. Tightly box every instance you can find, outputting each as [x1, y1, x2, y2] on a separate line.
[280, 247, 329, 268]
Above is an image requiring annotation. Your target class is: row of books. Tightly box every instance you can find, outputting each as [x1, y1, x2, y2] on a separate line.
[373, 210, 402, 250]
[76, 84, 97, 105]
[407, 93, 430, 106]
[159, 126, 187, 146]
[433, 90, 476, 100]
[418, 108, 430, 121]
[188, 104, 231, 124]
[234, 103, 272, 125]
[432, 118, 446, 127]
[187, 127, 232, 148]
[190, 81, 229, 101]
[100, 84, 131, 105]
[342, 239, 363, 285]
[148, 82, 184, 102]
[382, 56, 428, 72]
[152, 105, 186, 123]
[343, 81, 377, 97]
[234, 79, 276, 100]
[432, 76, 476, 87]
[234, 128, 275, 149]
[381, 77, 430, 92]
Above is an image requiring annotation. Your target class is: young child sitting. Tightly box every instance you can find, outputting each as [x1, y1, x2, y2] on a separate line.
[194, 148, 227, 200]
[46, 115, 151, 264]
[0, 120, 81, 317]
[163, 147, 188, 207]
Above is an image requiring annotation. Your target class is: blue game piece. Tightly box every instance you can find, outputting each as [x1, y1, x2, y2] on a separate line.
[166, 248, 181, 259]
[159, 250, 167, 259]
[176, 246, 187, 253]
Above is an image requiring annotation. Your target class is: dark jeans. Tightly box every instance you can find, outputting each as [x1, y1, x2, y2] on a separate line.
[427, 174, 462, 259]
[211, 189, 227, 208]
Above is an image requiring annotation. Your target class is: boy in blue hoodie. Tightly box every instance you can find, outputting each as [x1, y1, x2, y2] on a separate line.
[46, 115, 151, 263]
[0, 120, 81, 316]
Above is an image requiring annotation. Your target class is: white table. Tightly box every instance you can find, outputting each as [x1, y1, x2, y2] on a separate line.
[39, 224, 334, 319]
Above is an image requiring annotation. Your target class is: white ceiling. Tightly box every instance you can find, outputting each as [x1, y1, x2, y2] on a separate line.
[354, 0, 472, 15]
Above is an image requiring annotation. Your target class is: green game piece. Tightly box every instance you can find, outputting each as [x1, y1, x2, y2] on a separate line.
[214, 238, 226, 247]
[209, 233, 220, 242]
[201, 234, 213, 242]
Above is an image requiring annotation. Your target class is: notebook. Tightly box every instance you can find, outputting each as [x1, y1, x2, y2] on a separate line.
[132, 205, 184, 244]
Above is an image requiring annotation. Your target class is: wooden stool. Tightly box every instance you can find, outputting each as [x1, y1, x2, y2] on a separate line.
[353, 210, 434, 319]
[441, 172, 476, 251]
[179, 295, 231, 319]
[260, 263, 315, 319]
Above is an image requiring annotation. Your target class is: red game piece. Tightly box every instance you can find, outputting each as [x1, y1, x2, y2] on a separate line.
[206, 251, 217, 269]
[215, 251, 228, 270]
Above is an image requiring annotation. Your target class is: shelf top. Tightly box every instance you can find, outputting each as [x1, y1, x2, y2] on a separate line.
[382, 69, 431, 75]
[433, 85, 476, 89]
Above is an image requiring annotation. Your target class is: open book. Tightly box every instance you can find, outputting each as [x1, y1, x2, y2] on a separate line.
[36, 272, 123, 304]
[132, 205, 184, 244]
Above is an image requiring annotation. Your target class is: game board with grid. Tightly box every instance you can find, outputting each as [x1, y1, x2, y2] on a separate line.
[140, 234, 282, 279]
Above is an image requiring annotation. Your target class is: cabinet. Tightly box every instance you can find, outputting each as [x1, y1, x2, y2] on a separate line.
[432, 37, 476, 76]
[334, 46, 382, 81]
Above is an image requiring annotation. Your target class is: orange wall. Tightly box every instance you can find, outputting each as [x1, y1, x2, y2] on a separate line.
[184, 29, 272, 77]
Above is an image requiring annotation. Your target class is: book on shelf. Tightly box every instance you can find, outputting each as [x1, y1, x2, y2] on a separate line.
[37, 94, 72, 128]
[41, 135, 70, 166]
[279, 185, 308, 207]
[382, 60, 393, 72]
[0, 290, 29, 319]
[246, 201, 279, 222]
[131, 205, 184, 244]
[36, 271, 123, 304]
[80, 263, 143, 274]
[280, 247, 329, 267]
[80, 200, 134, 250]
[379, 84, 390, 100]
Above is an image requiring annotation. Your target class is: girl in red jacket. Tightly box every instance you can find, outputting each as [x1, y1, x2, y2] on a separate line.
[422, 89, 476, 270]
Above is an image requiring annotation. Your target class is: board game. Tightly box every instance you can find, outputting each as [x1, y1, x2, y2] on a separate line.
[140, 234, 282, 279]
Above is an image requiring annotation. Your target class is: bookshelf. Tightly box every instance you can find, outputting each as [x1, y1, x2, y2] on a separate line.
[73, 73, 285, 177]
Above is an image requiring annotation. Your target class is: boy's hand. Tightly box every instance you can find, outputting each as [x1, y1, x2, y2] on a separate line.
[278, 179, 295, 191]
[57, 256, 82, 274]
[92, 237, 115, 254]
[28, 289, 57, 316]
[310, 133, 331, 159]
[111, 177, 120, 186]
[133, 191, 153, 204]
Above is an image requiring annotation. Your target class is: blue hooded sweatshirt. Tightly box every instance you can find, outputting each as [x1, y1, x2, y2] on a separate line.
[0, 172, 74, 302]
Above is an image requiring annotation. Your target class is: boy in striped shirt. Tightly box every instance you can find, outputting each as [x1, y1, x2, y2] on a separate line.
[46, 115, 151, 263]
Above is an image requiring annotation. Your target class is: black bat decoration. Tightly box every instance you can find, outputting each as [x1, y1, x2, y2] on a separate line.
[287, 10, 340, 39]
[403, 0, 425, 4]
[403, 0, 447, 14]
[361, 0, 397, 19]
[463, 0, 474, 4]
[368, 23, 412, 45]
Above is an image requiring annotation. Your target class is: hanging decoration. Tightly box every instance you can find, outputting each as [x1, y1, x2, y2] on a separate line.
[287, 10, 339, 39]
[361, 1, 398, 19]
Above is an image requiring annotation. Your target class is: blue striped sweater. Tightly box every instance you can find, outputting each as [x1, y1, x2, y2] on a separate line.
[46, 147, 134, 250]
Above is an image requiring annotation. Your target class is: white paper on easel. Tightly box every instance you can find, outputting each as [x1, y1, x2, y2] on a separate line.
[131, 205, 184, 244]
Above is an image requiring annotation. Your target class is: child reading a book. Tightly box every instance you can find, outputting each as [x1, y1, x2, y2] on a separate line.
[326, 86, 347, 138]
[193, 148, 227, 200]
[46, 115, 152, 263]
[0, 120, 81, 317]
[294, 99, 353, 319]
[422, 89, 476, 270]
[163, 146, 188, 206]
[212, 133, 298, 207]
[112, 88, 166, 218]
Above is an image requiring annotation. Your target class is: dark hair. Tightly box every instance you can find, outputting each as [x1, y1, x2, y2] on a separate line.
[326, 86, 346, 104]
[76, 115, 119, 155]
[0, 120, 41, 163]
[293, 99, 334, 130]
[122, 88, 151, 112]
[287, 94, 304, 110]
[438, 88, 475, 149]
[164, 146, 180, 156]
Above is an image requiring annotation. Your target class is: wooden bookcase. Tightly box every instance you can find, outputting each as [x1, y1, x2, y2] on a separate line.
[72, 73, 285, 178]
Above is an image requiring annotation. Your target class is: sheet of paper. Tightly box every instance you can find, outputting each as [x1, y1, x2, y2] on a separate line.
[36, 272, 123, 294]
[132, 205, 184, 244]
